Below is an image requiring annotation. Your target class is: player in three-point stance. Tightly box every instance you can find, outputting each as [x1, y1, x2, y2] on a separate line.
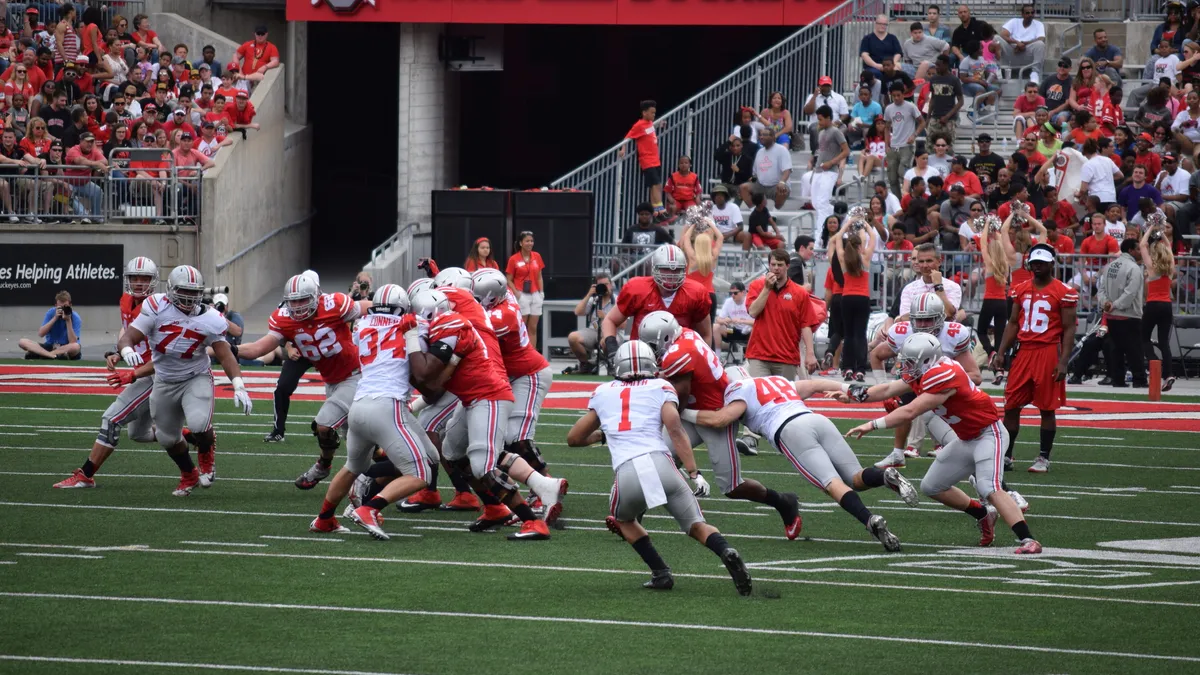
[308, 284, 440, 539]
[235, 273, 371, 490]
[686, 366, 913, 552]
[842, 333, 1043, 554]
[117, 265, 252, 496]
[993, 243, 1078, 474]
[567, 340, 752, 595]
[639, 311, 804, 539]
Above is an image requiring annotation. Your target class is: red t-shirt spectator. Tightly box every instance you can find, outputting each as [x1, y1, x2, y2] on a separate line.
[1014, 93, 1045, 115]
[1080, 232, 1118, 265]
[997, 200, 1035, 222]
[464, 258, 500, 273]
[1041, 200, 1075, 232]
[204, 109, 235, 130]
[1020, 149, 1047, 167]
[163, 119, 196, 137]
[665, 170, 700, 207]
[886, 238, 914, 262]
[231, 100, 256, 125]
[1134, 151, 1162, 180]
[1047, 232, 1075, 255]
[944, 170, 983, 195]
[236, 40, 279, 75]
[625, 118, 660, 170]
[215, 86, 242, 101]
[171, 147, 209, 177]
[506, 251, 545, 293]
[64, 144, 105, 185]
[20, 135, 51, 158]
[3, 80, 33, 104]
[1069, 127, 1103, 145]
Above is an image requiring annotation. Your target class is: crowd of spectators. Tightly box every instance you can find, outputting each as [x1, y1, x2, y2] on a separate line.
[0, 4, 273, 223]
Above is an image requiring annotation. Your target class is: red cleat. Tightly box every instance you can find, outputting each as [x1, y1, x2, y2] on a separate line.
[173, 470, 200, 497]
[604, 515, 622, 536]
[977, 507, 998, 547]
[439, 491, 481, 511]
[399, 488, 442, 512]
[1015, 538, 1043, 554]
[507, 519, 550, 540]
[469, 504, 514, 532]
[53, 469, 95, 489]
[309, 516, 351, 534]
[350, 505, 389, 540]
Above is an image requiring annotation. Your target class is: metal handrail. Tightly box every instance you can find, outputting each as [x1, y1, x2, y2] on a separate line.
[1060, 22, 1084, 60]
[371, 221, 420, 263]
[608, 247, 663, 283]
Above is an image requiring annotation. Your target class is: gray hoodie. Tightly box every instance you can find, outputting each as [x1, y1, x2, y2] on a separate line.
[1096, 251, 1144, 319]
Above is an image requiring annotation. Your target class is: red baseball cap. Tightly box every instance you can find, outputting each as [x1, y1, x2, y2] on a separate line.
[1139, 132, 1154, 143]
[235, 90, 249, 99]
[818, 76, 833, 86]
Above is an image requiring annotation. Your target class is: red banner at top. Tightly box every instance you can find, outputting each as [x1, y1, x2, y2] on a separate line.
[288, 0, 841, 25]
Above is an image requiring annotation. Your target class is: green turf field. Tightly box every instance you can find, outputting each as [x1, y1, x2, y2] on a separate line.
[2, 385, 1200, 674]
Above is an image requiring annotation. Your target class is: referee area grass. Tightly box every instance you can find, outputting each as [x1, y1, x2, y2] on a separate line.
[2, 376, 1200, 674]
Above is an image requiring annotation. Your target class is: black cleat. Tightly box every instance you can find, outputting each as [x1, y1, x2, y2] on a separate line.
[642, 568, 675, 590]
[263, 430, 285, 443]
[721, 548, 753, 596]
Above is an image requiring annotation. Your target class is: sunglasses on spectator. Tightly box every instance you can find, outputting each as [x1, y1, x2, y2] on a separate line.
[15, 69, 25, 73]
[934, 143, 948, 148]
[1081, 64, 1093, 70]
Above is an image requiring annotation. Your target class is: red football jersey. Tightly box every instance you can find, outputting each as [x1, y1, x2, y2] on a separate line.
[659, 328, 729, 410]
[617, 276, 712, 340]
[428, 311, 514, 405]
[489, 298, 549, 379]
[267, 292, 360, 385]
[905, 358, 999, 440]
[119, 292, 151, 358]
[439, 285, 508, 378]
[1009, 278, 1078, 347]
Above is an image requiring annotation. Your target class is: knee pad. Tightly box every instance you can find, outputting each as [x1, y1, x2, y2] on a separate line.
[97, 419, 121, 448]
[496, 449, 518, 472]
[484, 467, 519, 503]
[313, 421, 340, 452]
[508, 440, 546, 474]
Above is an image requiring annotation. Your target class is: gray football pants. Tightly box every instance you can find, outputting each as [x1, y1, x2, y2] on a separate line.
[150, 372, 214, 449]
[920, 421, 1008, 500]
[663, 419, 744, 494]
[443, 398, 514, 479]
[610, 451, 706, 532]
[774, 413, 864, 489]
[345, 397, 438, 479]
[97, 376, 156, 448]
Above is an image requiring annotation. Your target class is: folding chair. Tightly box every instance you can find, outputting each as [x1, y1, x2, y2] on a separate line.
[1173, 314, 1200, 379]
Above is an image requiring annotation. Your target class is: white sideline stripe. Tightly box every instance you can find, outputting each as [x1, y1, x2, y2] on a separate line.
[14, 552, 103, 559]
[259, 536, 344, 543]
[875, 500, 1200, 528]
[0, 655, 415, 675]
[2, 593, 1197, 663]
[1062, 435, 1125, 441]
[179, 541, 269, 548]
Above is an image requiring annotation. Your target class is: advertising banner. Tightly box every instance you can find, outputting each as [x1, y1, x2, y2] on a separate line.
[0, 244, 124, 305]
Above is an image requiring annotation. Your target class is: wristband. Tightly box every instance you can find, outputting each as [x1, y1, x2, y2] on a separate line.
[872, 368, 887, 384]
[405, 330, 423, 356]
[839, 383, 850, 393]
[933, 284, 945, 292]
[680, 409, 699, 423]
[409, 396, 430, 414]
[871, 416, 888, 430]
[449, 355, 462, 366]
[231, 376, 245, 391]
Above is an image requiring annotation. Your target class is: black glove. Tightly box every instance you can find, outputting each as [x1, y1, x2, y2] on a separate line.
[603, 336, 620, 359]
[847, 384, 871, 403]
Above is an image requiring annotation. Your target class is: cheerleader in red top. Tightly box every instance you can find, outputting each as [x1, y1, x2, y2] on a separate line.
[680, 218, 724, 344]
[977, 215, 1011, 372]
[1140, 217, 1178, 391]
[832, 213, 878, 382]
[463, 237, 500, 273]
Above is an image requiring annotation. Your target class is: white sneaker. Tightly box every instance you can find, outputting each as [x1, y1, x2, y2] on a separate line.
[902, 446, 921, 459]
[1009, 490, 1029, 513]
[1028, 456, 1050, 473]
[532, 477, 569, 526]
[884, 467, 919, 506]
[874, 449, 906, 468]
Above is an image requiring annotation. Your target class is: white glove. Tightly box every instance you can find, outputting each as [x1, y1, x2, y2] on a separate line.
[679, 409, 699, 424]
[231, 376, 252, 415]
[691, 471, 710, 498]
[404, 327, 422, 356]
[120, 346, 142, 367]
[409, 395, 430, 414]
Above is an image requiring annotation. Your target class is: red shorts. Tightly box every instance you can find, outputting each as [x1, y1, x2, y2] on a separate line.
[753, 234, 783, 249]
[1004, 344, 1066, 411]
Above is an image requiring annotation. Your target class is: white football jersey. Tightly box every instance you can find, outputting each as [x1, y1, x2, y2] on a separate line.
[885, 320, 971, 357]
[129, 293, 228, 383]
[589, 378, 678, 470]
[724, 376, 811, 441]
[352, 313, 413, 402]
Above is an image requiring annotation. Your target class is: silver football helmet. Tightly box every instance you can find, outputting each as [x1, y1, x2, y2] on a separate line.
[471, 268, 509, 310]
[433, 266, 473, 290]
[910, 292, 945, 336]
[123, 256, 159, 298]
[613, 340, 659, 381]
[166, 265, 204, 313]
[897, 332, 943, 379]
[638, 310, 682, 359]
[650, 244, 688, 294]
[283, 273, 321, 321]
[301, 269, 321, 290]
[411, 288, 451, 321]
[370, 284, 410, 316]
[725, 365, 751, 382]
[407, 277, 435, 297]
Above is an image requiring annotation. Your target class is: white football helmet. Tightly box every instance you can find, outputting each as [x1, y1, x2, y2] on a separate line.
[283, 273, 321, 321]
[433, 267, 473, 290]
[471, 269, 509, 310]
[651, 244, 688, 294]
[411, 288, 451, 321]
[613, 340, 659, 381]
[910, 292, 945, 336]
[638, 310, 682, 359]
[301, 269, 321, 290]
[123, 256, 158, 298]
[407, 277, 435, 297]
[725, 365, 751, 382]
[166, 265, 204, 313]
[897, 332, 943, 379]
[370, 284, 410, 316]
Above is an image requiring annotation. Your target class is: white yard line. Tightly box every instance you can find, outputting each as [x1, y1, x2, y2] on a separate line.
[1, 593, 1197, 663]
[14, 552, 103, 560]
[259, 536, 344, 543]
[0, 655, 415, 675]
[179, 541, 269, 548]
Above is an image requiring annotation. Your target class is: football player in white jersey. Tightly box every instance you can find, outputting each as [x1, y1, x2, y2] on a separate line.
[118, 265, 252, 496]
[308, 285, 440, 539]
[869, 293, 980, 468]
[567, 340, 752, 596]
[687, 367, 912, 552]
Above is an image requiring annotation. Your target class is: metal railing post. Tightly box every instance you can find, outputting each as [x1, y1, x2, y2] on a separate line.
[753, 65, 763, 113]
[685, 108, 695, 159]
[612, 160, 623, 245]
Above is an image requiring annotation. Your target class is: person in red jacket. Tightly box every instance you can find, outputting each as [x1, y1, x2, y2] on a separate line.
[664, 155, 701, 215]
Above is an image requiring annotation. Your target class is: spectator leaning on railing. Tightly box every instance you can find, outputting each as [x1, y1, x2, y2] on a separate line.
[19, 290, 82, 360]
[714, 279, 753, 354]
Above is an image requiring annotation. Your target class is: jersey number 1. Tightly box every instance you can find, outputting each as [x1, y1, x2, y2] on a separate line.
[618, 388, 632, 432]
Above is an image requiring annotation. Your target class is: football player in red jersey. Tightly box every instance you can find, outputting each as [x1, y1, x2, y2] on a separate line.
[54, 257, 169, 489]
[601, 244, 712, 366]
[992, 243, 1078, 474]
[844, 334, 1043, 554]
[236, 273, 372, 489]
[640, 311, 804, 540]
[412, 289, 566, 541]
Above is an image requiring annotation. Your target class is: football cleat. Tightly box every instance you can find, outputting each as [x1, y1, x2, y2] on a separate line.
[1028, 456, 1050, 473]
[1003, 457, 1014, 472]
[398, 488, 442, 512]
[197, 451, 216, 488]
[263, 430, 285, 443]
[925, 445, 942, 458]
[1009, 490, 1030, 513]
[1015, 538, 1043, 554]
[469, 504, 515, 532]
[643, 568, 675, 590]
[53, 469, 95, 489]
[507, 519, 551, 540]
[294, 462, 331, 490]
[735, 438, 757, 456]
[720, 548, 753, 597]
[874, 449, 906, 469]
[350, 506, 389, 541]
[902, 446, 921, 459]
[309, 516, 351, 534]
[781, 492, 803, 540]
[867, 514, 901, 552]
[173, 470, 200, 497]
[536, 478, 569, 527]
[440, 491, 481, 511]
[977, 505, 998, 547]
[604, 515, 623, 537]
[348, 474, 372, 509]
[884, 467, 919, 506]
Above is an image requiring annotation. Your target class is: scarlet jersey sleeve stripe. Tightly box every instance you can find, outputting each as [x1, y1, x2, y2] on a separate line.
[921, 369, 957, 392]
[147, 295, 159, 311]
[660, 353, 693, 379]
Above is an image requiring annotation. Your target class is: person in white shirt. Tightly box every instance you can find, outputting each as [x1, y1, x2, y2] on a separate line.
[873, 180, 902, 217]
[902, 149, 940, 196]
[926, 137, 953, 177]
[1075, 137, 1122, 208]
[715, 281, 754, 352]
[1154, 152, 1189, 220]
[998, 4, 1047, 84]
[708, 184, 750, 249]
[801, 75, 850, 153]
[740, 127, 792, 209]
[1171, 89, 1200, 146]
[897, 244, 964, 323]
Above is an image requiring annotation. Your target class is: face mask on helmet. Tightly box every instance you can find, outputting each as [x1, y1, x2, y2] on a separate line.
[653, 264, 686, 293]
[912, 314, 943, 334]
[125, 274, 155, 297]
[287, 295, 317, 320]
[171, 287, 203, 311]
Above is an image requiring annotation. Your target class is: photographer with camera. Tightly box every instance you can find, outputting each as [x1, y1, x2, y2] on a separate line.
[348, 272, 373, 302]
[565, 273, 617, 374]
[206, 292, 267, 365]
[19, 290, 83, 360]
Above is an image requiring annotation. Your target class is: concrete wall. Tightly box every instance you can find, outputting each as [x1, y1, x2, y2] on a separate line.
[147, 0, 288, 53]
[397, 23, 459, 229]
